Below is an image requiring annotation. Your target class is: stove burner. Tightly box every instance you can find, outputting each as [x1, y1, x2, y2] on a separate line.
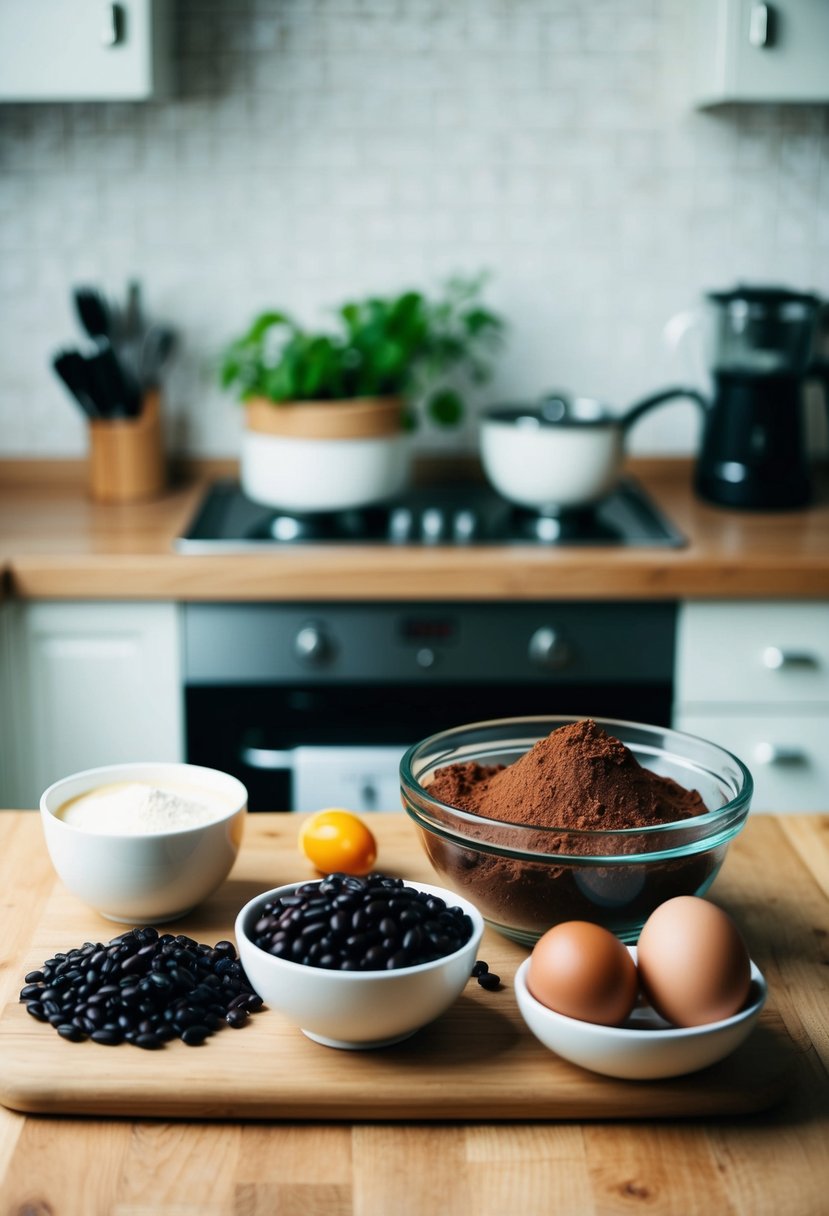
[512, 505, 623, 544]
[175, 478, 685, 551]
[247, 506, 386, 543]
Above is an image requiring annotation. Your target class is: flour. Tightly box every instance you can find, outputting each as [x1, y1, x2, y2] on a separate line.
[57, 781, 229, 835]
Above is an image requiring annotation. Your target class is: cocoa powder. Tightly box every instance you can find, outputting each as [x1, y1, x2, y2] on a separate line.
[428, 718, 705, 830]
[420, 720, 714, 942]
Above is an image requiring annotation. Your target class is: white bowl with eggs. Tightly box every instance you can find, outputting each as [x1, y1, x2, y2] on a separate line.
[515, 950, 767, 1081]
[40, 762, 248, 924]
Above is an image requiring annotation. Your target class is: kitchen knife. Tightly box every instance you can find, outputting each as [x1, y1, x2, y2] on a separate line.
[52, 349, 101, 419]
[73, 286, 112, 342]
[140, 324, 176, 388]
[84, 338, 142, 419]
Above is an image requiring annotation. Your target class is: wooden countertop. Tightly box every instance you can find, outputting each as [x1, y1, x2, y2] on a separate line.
[1, 458, 827, 600]
[0, 809, 826, 1214]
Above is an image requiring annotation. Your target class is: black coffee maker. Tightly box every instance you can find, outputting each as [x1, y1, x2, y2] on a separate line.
[694, 285, 827, 509]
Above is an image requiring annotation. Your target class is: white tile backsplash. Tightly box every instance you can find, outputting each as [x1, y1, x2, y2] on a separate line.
[0, 0, 827, 458]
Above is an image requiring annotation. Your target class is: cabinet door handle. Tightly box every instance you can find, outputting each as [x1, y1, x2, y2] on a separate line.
[239, 745, 294, 771]
[100, 3, 125, 48]
[753, 742, 808, 767]
[748, 3, 770, 48]
[762, 646, 819, 671]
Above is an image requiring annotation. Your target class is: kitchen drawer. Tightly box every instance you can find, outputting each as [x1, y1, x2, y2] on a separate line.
[674, 711, 829, 812]
[676, 603, 829, 705]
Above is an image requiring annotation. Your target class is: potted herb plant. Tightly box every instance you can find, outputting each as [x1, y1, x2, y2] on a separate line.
[220, 275, 504, 512]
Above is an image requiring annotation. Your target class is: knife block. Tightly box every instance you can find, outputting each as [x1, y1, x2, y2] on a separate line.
[88, 391, 166, 503]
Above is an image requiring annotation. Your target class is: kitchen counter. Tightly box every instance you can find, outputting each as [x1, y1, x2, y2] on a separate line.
[1, 458, 828, 600]
[0, 809, 826, 1215]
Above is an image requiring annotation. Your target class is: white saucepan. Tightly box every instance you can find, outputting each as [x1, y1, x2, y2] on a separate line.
[480, 387, 704, 512]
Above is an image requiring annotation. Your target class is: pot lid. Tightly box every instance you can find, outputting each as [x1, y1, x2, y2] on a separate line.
[706, 284, 822, 309]
[484, 394, 614, 428]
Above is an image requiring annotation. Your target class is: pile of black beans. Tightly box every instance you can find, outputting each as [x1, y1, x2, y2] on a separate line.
[252, 873, 474, 971]
[19, 927, 263, 1049]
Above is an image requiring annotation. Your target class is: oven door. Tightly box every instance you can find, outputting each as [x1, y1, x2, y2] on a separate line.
[239, 743, 407, 813]
[185, 677, 674, 813]
[184, 601, 676, 812]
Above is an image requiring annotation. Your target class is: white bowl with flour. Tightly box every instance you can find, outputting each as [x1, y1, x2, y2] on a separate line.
[40, 762, 248, 923]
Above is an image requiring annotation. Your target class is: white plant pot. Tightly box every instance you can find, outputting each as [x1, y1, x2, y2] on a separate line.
[241, 397, 411, 513]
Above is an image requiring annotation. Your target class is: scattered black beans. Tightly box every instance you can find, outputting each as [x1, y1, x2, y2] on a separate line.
[19, 927, 263, 1049]
[252, 873, 475, 971]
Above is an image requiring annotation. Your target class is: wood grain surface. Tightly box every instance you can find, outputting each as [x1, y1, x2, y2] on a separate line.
[1, 459, 828, 600]
[0, 817, 791, 1121]
[0, 810, 826, 1216]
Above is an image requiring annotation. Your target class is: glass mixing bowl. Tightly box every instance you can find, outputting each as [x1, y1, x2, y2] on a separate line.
[400, 716, 753, 946]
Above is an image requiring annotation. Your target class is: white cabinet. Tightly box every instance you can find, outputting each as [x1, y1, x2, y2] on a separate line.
[673, 602, 829, 812]
[3, 601, 184, 810]
[685, 0, 829, 107]
[0, 0, 173, 103]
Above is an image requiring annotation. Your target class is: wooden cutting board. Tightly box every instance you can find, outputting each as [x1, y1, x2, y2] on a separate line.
[0, 814, 794, 1121]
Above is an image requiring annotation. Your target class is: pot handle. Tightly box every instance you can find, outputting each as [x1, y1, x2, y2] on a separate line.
[620, 386, 709, 432]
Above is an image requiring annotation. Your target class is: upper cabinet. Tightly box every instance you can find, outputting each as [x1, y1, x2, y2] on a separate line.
[685, 0, 829, 107]
[0, 0, 173, 103]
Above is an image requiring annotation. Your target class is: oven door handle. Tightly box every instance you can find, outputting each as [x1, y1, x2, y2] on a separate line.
[239, 745, 295, 771]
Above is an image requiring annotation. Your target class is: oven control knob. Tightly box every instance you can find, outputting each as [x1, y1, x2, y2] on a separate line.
[294, 623, 334, 667]
[528, 627, 571, 670]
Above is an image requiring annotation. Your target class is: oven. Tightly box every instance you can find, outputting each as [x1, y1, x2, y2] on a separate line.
[183, 601, 676, 812]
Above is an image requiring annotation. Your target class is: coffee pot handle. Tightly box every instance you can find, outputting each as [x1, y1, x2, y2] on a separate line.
[663, 309, 711, 393]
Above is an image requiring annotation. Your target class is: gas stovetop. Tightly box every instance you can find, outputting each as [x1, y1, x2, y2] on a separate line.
[175, 478, 685, 551]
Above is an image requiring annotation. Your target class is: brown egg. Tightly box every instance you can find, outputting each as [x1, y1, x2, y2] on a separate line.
[527, 921, 639, 1026]
[636, 896, 751, 1028]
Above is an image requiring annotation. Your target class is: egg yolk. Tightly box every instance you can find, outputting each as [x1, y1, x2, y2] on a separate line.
[298, 809, 378, 877]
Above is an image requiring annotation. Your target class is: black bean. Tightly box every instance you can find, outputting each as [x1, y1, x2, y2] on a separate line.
[57, 1024, 87, 1042]
[24, 970, 45, 984]
[478, 972, 501, 991]
[135, 1033, 162, 1050]
[471, 959, 489, 977]
[19, 983, 43, 1001]
[181, 1024, 209, 1046]
[402, 927, 422, 951]
[225, 1008, 247, 1028]
[26, 1002, 47, 1022]
[91, 1028, 123, 1045]
[121, 953, 149, 975]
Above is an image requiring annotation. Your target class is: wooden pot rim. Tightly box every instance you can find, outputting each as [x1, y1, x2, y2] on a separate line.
[245, 396, 404, 440]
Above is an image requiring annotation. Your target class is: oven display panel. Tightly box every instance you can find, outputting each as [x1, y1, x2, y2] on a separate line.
[399, 616, 459, 645]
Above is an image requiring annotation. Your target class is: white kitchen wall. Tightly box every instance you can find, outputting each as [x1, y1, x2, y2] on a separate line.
[0, 0, 827, 459]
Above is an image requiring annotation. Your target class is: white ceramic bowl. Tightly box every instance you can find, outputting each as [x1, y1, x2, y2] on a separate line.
[514, 948, 767, 1080]
[235, 879, 485, 1049]
[40, 762, 248, 924]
